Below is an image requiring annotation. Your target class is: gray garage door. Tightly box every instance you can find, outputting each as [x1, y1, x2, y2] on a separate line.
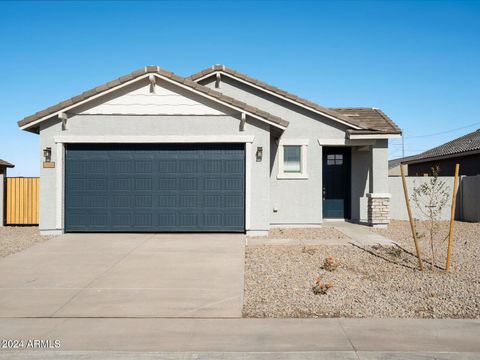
[65, 143, 245, 232]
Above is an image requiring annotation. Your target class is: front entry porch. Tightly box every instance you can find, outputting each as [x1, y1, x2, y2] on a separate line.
[320, 140, 391, 227]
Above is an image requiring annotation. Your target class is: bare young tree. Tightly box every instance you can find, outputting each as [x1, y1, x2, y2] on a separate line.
[412, 166, 450, 270]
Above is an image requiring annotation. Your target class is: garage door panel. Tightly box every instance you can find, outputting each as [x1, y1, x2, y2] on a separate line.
[157, 212, 176, 227]
[158, 160, 177, 173]
[112, 211, 132, 227]
[65, 143, 245, 232]
[157, 194, 176, 207]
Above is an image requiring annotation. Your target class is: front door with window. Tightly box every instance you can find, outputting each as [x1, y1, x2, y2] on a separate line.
[322, 147, 351, 219]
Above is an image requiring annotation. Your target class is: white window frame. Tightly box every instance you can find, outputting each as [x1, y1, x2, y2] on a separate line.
[277, 139, 309, 179]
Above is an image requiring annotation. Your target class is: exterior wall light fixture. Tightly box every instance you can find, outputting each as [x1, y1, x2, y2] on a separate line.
[256, 147, 263, 161]
[43, 147, 52, 162]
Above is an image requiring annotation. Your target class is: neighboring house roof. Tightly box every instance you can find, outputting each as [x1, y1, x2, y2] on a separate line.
[403, 129, 480, 164]
[18, 66, 289, 132]
[190, 65, 401, 135]
[388, 155, 418, 170]
[0, 159, 14, 168]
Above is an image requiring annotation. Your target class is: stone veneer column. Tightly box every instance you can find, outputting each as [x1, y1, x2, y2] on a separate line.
[367, 193, 391, 228]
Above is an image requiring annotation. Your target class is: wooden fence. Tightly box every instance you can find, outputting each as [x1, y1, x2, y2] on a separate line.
[5, 177, 40, 225]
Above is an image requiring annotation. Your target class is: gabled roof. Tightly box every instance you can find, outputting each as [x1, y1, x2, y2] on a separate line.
[190, 65, 401, 134]
[18, 66, 289, 132]
[0, 159, 14, 168]
[404, 129, 480, 164]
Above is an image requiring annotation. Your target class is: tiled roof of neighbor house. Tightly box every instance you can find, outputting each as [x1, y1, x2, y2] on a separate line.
[190, 65, 401, 134]
[404, 129, 480, 163]
[0, 159, 14, 168]
[18, 66, 289, 130]
[388, 155, 418, 169]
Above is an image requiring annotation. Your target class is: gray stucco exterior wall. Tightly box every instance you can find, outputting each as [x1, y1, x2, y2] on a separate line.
[351, 147, 370, 222]
[370, 140, 389, 193]
[201, 76, 390, 226]
[39, 113, 271, 234]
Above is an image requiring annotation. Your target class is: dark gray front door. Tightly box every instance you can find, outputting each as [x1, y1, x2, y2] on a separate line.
[65, 143, 245, 232]
[322, 147, 351, 219]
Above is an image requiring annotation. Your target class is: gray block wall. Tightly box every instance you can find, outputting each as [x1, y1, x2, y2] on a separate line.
[389, 176, 458, 221]
[460, 175, 480, 222]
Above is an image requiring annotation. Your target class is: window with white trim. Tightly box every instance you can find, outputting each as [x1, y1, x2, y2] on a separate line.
[277, 140, 308, 179]
[284, 146, 301, 172]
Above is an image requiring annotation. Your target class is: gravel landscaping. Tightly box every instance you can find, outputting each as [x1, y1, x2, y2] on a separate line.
[249, 227, 348, 240]
[0, 226, 52, 257]
[243, 220, 480, 319]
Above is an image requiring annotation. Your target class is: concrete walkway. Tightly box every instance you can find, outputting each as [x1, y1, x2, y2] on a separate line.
[0, 233, 245, 318]
[0, 318, 478, 358]
[248, 221, 396, 246]
[331, 221, 397, 246]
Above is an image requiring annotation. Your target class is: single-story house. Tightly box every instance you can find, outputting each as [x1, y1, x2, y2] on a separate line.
[18, 65, 401, 235]
[0, 159, 14, 226]
[400, 129, 480, 176]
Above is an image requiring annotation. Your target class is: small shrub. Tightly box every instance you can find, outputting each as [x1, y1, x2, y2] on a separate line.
[412, 165, 450, 270]
[312, 276, 333, 295]
[323, 256, 339, 271]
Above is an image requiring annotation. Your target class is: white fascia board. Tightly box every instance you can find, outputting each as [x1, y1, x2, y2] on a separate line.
[54, 135, 255, 144]
[20, 73, 153, 131]
[278, 138, 309, 146]
[348, 133, 401, 140]
[21, 73, 287, 131]
[193, 71, 363, 130]
[318, 138, 376, 146]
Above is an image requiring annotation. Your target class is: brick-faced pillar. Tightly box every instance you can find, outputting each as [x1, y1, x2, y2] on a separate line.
[367, 193, 391, 228]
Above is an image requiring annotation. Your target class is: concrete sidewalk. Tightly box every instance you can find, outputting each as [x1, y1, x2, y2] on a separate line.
[0, 318, 478, 358]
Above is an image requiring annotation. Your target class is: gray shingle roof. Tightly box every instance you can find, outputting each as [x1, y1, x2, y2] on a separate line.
[0, 159, 14, 168]
[404, 129, 480, 163]
[190, 65, 401, 134]
[18, 66, 289, 130]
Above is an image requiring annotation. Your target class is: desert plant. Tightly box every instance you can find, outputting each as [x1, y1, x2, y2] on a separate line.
[312, 276, 333, 295]
[412, 166, 449, 270]
[323, 256, 339, 271]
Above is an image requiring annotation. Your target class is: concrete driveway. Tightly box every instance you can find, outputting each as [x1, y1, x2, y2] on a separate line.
[0, 233, 245, 318]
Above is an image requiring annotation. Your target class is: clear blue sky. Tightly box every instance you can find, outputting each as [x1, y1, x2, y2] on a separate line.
[1, 0, 479, 176]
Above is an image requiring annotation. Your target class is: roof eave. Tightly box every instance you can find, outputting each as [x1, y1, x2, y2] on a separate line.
[18, 67, 289, 132]
[347, 129, 402, 139]
[403, 148, 480, 165]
